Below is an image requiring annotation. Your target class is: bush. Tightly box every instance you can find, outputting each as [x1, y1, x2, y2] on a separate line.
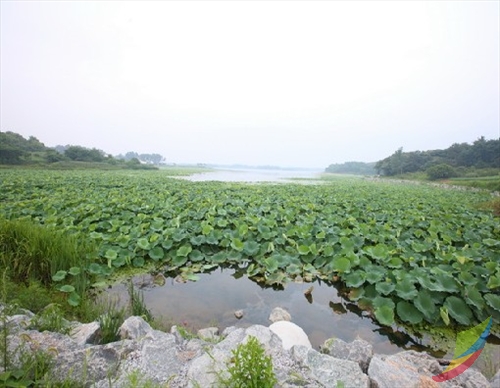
[426, 164, 457, 180]
[219, 336, 277, 388]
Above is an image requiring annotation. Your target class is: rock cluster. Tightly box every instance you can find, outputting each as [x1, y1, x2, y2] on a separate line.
[1, 307, 496, 387]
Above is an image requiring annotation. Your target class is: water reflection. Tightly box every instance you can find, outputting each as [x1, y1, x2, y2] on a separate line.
[181, 168, 323, 183]
[108, 267, 441, 355]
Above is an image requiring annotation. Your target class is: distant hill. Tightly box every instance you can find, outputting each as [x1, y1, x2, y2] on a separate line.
[325, 161, 376, 175]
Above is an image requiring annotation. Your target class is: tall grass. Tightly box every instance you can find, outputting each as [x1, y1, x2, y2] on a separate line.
[0, 218, 96, 293]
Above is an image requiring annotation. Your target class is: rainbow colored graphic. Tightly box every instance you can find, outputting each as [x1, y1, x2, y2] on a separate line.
[432, 316, 492, 382]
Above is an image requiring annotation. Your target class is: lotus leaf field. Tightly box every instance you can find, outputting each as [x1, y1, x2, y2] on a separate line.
[0, 170, 499, 330]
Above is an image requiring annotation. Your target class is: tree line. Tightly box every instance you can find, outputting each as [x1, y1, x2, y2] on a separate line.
[0, 131, 164, 169]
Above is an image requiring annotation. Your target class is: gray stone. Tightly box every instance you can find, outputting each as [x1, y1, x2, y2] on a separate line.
[452, 367, 492, 388]
[6, 314, 33, 332]
[234, 309, 244, 319]
[366, 351, 490, 388]
[197, 327, 219, 341]
[221, 326, 238, 336]
[269, 321, 312, 350]
[321, 337, 373, 373]
[111, 329, 183, 387]
[170, 324, 185, 344]
[491, 369, 500, 388]
[71, 321, 100, 346]
[291, 344, 370, 388]
[269, 307, 292, 322]
[119, 316, 153, 340]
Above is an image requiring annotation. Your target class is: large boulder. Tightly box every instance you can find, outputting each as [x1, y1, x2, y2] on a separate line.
[269, 321, 312, 350]
[321, 337, 373, 373]
[291, 344, 370, 388]
[187, 325, 307, 387]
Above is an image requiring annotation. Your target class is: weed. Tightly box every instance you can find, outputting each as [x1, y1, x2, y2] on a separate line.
[29, 303, 71, 335]
[97, 298, 126, 344]
[127, 281, 154, 323]
[124, 369, 166, 388]
[217, 336, 277, 388]
[176, 324, 197, 340]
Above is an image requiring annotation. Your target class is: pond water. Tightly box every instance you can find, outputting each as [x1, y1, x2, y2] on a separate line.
[108, 268, 445, 355]
[181, 168, 323, 183]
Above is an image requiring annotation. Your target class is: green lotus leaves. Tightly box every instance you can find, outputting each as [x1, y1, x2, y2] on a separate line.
[58, 284, 75, 293]
[176, 244, 192, 257]
[396, 301, 423, 324]
[394, 279, 418, 300]
[243, 241, 260, 256]
[52, 270, 67, 282]
[484, 294, 500, 312]
[331, 257, 351, 273]
[373, 297, 395, 326]
[136, 238, 150, 250]
[365, 266, 386, 284]
[189, 249, 204, 262]
[414, 290, 437, 321]
[231, 238, 244, 252]
[375, 281, 396, 296]
[444, 296, 473, 325]
[464, 287, 485, 310]
[1, 170, 499, 328]
[297, 245, 310, 255]
[344, 272, 365, 288]
[149, 246, 164, 261]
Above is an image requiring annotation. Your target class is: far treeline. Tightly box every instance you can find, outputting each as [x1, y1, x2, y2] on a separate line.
[0, 131, 164, 169]
[326, 136, 500, 180]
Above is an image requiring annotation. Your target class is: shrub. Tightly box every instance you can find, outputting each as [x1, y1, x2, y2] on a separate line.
[426, 164, 457, 180]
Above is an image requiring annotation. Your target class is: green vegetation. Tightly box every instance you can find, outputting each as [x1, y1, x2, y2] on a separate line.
[0, 169, 498, 332]
[375, 137, 499, 176]
[0, 218, 97, 309]
[325, 161, 376, 175]
[218, 336, 277, 388]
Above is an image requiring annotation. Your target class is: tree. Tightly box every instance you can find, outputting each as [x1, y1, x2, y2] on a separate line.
[64, 146, 106, 162]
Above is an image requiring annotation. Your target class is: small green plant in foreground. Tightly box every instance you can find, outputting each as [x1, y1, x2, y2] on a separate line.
[219, 336, 277, 388]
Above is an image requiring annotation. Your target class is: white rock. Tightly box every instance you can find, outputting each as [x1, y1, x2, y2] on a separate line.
[269, 321, 312, 350]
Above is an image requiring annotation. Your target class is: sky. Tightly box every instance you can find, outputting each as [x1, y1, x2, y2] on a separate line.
[1, 1, 499, 168]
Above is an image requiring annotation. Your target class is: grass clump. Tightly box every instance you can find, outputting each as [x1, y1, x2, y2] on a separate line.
[218, 336, 277, 388]
[0, 218, 95, 293]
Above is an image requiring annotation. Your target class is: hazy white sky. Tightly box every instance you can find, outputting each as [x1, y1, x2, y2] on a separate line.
[1, 1, 499, 168]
